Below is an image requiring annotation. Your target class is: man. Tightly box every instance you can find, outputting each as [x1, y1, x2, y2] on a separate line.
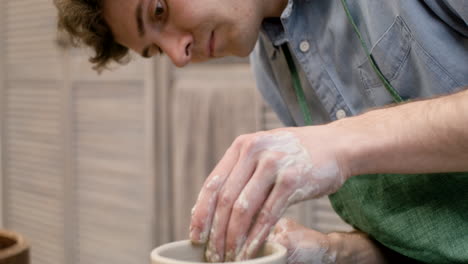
[54, 0, 468, 263]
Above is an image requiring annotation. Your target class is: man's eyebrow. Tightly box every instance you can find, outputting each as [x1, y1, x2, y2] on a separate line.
[136, 0, 145, 37]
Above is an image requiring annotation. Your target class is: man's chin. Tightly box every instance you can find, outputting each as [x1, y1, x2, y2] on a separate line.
[231, 42, 258, 58]
[191, 44, 256, 64]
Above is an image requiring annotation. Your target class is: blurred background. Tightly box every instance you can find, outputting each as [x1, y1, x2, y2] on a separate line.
[0, 0, 351, 263]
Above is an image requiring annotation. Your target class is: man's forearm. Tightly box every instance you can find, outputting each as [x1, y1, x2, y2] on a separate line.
[331, 88, 468, 176]
[328, 232, 389, 264]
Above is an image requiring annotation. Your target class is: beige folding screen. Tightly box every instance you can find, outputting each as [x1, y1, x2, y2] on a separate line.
[0, 1, 167, 263]
[2, 1, 68, 263]
[68, 60, 157, 264]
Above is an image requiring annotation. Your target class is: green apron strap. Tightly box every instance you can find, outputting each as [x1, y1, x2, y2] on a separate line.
[281, 44, 313, 126]
[340, 0, 404, 103]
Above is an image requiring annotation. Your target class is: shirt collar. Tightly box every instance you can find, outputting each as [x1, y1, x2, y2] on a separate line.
[261, 0, 295, 47]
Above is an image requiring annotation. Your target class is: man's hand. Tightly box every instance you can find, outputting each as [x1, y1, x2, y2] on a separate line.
[268, 218, 336, 264]
[268, 218, 392, 264]
[189, 127, 349, 262]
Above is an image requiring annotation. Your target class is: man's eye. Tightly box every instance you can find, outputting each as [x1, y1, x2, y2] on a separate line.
[154, 1, 165, 18]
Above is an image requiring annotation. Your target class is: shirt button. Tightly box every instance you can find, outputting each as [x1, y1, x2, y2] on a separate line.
[336, 109, 347, 120]
[299, 41, 310, 53]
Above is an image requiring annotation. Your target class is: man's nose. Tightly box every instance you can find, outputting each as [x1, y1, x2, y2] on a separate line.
[159, 30, 193, 67]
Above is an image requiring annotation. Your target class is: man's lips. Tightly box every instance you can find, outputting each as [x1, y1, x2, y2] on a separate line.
[208, 31, 215, 57]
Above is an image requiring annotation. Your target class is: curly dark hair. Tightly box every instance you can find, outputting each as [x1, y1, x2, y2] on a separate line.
[54, 0, 130, 71]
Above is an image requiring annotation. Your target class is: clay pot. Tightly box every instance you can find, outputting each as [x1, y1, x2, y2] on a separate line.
[151, 240, 286, 264]
[0, 230, 29, 264]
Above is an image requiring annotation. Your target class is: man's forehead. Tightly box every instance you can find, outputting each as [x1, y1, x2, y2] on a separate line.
[102, 0, 141, 48]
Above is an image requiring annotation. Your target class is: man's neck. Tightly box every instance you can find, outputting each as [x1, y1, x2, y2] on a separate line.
[263, 0, 289, 18]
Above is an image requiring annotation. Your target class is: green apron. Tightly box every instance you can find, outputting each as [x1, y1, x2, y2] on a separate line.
[330, 173, 468, 263]
[281, 1, 468, 262]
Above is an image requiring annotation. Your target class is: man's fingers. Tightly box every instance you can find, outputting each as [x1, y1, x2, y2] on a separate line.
[224, 154, 279, 261]
[190, 173, 227, 244]
[205, 155, 257, 262]
[267, 218, 292, 245]
[189, 145, 239, 244]
[235, 181, 292, 261]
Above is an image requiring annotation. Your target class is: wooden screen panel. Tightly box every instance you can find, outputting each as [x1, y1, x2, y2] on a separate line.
[0, 0, 5, 229]
[5, 0, 63, 80]
[3, 1, 67, 263]
[73, 82, 153, 264]
[4, 81, 65, 264]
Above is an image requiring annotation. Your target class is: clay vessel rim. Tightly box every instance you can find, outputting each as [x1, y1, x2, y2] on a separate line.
[151, 240, 286, 264]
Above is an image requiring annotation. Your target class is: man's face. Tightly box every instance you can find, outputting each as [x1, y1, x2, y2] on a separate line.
[103, 0, 280, 67]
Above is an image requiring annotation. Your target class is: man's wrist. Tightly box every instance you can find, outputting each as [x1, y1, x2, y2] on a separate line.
[325, 110, 392, 178]
[327, 232, 345, 260]
[327, 231, 390, 264]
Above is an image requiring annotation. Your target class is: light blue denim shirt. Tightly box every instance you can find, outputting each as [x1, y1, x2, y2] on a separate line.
[251, 0, 468, 127]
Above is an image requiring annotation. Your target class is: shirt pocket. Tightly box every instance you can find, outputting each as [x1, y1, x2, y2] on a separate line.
[358, 16, 460, 106]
